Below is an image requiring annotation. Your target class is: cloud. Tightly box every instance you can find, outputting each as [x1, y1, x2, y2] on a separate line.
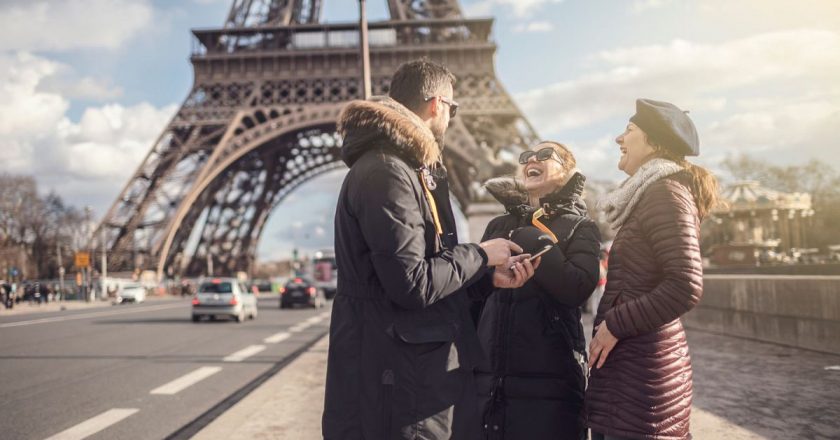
[464, 0, 563, 18]
[514, 29, 840, 178]
[513, 21, 554, 33]
[0, 0, 153, 51]
[516, 29, 840, 132]
[38, 75, 123, 101]
[0, 51, 177, 211]
[631, 0, 675, 13]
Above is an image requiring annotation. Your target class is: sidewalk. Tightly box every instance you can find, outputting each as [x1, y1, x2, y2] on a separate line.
[196, 321, 840, 439]
[0, 295, 183, 316]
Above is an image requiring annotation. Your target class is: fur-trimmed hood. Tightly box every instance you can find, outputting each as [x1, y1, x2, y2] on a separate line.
[484, 171, 588, 218]
[338, 96, 441, 168]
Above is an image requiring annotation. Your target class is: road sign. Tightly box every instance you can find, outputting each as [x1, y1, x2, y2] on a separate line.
[75, 252, 90, 268]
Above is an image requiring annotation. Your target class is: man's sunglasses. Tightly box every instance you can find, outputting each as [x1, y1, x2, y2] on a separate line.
[519, 147, 563, 165]
[425, 96, 459, 118]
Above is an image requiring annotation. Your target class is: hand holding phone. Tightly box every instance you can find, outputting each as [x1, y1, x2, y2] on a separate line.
[528, 245, 553, 262]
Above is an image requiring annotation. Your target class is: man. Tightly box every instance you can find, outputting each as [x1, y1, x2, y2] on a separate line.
[323, 59, 536, 439]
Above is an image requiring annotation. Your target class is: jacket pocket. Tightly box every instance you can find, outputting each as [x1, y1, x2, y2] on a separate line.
[390, 320, 458, 344]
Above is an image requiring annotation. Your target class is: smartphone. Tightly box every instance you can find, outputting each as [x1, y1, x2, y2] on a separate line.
[510, 246, 552, 270]
[529, 245, 553, 261]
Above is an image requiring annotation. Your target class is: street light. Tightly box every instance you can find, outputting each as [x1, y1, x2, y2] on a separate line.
[359, 0, 372, 100]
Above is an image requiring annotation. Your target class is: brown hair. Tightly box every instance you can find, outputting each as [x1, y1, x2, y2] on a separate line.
[537, 141, 577, 174]
[647, 137, 720, 220]
[388, 59, 456, 112]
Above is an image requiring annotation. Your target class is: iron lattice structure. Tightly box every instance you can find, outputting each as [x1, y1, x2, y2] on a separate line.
[96, 0, 539, 278]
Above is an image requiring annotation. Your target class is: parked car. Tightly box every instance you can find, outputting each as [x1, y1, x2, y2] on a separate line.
[115, 282, 146, 304]
[279, 277, 325, 309]
[191, 278, 258, 322]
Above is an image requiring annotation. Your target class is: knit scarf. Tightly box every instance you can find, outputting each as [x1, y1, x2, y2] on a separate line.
[599, 158, 683, 230]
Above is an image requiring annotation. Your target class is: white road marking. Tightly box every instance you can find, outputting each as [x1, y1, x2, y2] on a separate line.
[150, 366, 222, 395]
[289, 322, 311, 333]
[306, 316, 324, 325]
[825, 365, 840, 371]
[45, 408, 139, 440]
[264, 331, 291, 344]
[223, 345, 266, 362]
[0, 303, 183, 328]
[319, 311, 331, 319]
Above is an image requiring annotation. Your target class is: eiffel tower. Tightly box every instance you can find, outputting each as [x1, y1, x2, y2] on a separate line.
[95, 0, 539, 278]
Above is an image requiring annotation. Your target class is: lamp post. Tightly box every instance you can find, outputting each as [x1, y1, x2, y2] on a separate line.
[359, 0, 372, 100]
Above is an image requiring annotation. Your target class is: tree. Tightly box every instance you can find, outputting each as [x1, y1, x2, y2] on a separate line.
[0, 173, 93, 279]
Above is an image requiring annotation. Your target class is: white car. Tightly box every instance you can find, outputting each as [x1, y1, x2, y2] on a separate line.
[191, 278, 258, 323]
[117, 282, 147, 304]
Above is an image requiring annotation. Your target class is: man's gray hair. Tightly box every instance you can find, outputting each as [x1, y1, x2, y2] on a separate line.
[388, 59, 456, 112]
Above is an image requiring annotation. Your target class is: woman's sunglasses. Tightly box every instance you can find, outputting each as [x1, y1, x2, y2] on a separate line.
[519, 147, 563, 165]
[425, 96, 459, 118]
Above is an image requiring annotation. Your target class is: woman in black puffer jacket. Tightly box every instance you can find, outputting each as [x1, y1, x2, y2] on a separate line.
[475, 141, 601, 440]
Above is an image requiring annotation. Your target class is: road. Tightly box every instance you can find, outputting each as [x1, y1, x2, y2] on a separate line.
[0, 296, 331, 440]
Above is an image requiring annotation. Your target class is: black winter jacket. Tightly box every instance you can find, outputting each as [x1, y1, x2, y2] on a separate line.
[323, 96, 494, 440]
[475, 173, 601, 440]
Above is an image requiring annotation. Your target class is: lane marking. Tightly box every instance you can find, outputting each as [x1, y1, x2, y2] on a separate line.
[223, 345, 266, 362]
[306, 316, 324, 325]
[264, 331, 291, 344]
[45, 408, 139, 440]
[289, 322, 311, 333]
[150, 366, 222, 395]
[319, 311, 331, 319]
[0, 303, 183, 329]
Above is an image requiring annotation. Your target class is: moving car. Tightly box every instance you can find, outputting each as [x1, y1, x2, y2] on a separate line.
[249, 279, 273, 295]
[279, 277, 325, 309]
[116, 282, 146, 304]
[191, 278, 258, 322]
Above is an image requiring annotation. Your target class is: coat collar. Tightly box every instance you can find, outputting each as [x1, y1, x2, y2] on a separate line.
[338, 96, 441, 168]
[484, 172, 588, 219]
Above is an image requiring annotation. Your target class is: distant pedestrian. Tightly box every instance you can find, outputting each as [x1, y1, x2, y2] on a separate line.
[585, 99, 719, 440]
[1, 282, 11, 309]
[323, 59, 537, 440]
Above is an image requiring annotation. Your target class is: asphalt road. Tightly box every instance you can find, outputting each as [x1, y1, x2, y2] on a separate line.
[0, 296, 331, 440]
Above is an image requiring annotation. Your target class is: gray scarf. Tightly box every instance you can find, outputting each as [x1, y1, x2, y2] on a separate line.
[599, 158, 683, 230]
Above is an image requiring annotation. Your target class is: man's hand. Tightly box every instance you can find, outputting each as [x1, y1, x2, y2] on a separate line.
[492, 254, 540, 289]
[479, 238, 523, 267]
[589, 323, 619, 369]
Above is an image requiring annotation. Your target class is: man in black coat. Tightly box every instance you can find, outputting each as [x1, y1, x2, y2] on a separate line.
[322, 60, 536, 439]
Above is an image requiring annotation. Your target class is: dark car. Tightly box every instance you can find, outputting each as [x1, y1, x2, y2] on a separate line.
[279, 277, 325, 309]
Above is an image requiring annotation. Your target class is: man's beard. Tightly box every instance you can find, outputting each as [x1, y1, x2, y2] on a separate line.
[432, 121, 447, 153]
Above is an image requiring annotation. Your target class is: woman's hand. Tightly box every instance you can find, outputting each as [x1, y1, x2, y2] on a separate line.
[492, 255, 540, 289]
[589, 323, 618, 369]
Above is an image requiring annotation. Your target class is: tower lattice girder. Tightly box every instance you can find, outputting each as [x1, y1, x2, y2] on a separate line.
[95, 0, 539, 278]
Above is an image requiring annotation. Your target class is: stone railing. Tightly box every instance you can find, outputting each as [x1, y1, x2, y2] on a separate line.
[684, 275, 840, 355]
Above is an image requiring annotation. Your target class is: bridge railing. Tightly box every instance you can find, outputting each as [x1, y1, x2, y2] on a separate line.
[190, 18, 495, 56]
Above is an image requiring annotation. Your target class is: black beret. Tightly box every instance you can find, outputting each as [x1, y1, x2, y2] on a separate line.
[629, 98, 699, 156]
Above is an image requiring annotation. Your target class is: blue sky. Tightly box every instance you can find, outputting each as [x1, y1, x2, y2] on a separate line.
[2, 0, 839, 260]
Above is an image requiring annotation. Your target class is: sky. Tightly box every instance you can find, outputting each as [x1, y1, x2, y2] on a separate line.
[1, 0, 839, 261]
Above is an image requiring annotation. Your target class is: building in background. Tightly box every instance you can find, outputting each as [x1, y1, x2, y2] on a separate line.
[704, 181, 815, 267]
